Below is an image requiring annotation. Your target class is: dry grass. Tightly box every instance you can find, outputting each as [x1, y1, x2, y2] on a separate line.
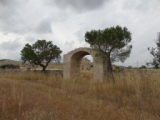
[0, 70, 160, 120]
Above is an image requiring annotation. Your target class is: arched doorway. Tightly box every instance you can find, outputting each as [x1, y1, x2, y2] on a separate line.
[63, 47, 107, 81]
[70, 51, 91, 78]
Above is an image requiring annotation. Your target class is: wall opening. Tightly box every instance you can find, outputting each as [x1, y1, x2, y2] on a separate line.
[70, 51, 93, 79]
[80, 55, 93, 79]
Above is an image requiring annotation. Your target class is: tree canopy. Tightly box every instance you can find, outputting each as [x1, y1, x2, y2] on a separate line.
[21, 40, 62, 71]
[147, 32, 160, 68]
[85, 25, 132, 81]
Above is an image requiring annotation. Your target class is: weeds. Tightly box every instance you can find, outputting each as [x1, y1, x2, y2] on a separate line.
[0, 70, 160, 120]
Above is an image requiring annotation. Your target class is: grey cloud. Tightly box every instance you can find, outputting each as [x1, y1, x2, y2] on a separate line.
[0, 40, 21, 51]
[25, 36, 36, 43]
[0, 0, 26, 34]
[0, 0, 6, 5]
[35, 19, 52, 34]
[0, 0, 19, 24]
[65, 40, 75, 47]
[74, 27, 89, 42]
[122, 0, 160, 12]
[51, 0, 107, 12]
[0, 0, 53, 34]
[0, 0, 15, 6]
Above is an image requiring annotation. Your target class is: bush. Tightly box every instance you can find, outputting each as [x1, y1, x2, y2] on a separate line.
[0, 64, 20, 69]
[140, 65, 146, 69]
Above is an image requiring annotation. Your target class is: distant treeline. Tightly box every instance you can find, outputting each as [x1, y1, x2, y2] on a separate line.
[0, 64, 20, 69]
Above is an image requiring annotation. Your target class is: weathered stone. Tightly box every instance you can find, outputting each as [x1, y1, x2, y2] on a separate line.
[80, 58, 93, 71]
[63, 47, 107, 81]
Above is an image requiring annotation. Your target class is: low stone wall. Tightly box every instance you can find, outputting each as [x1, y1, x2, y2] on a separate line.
[0, 69, 63, 76]
[113, 69, 160, 74]
[33, 70, 63, 76]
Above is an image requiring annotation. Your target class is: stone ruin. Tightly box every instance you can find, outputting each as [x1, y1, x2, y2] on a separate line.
[80, 58, 93, 71]
[63, 47, 107, 81]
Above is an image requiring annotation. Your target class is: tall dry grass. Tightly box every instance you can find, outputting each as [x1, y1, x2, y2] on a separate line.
[0, 70, 160, 120]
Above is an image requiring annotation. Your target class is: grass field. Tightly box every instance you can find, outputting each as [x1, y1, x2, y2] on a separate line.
[0, 71, 160, 120]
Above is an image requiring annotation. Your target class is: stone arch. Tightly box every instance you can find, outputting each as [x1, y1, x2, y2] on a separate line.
[63, 47, 107, 81]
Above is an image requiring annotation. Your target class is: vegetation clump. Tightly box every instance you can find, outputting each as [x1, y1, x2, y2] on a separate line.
[0, 64, 20, 69]
[147, 32, 160, 69]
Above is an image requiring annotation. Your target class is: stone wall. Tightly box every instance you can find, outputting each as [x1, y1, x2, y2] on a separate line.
[80, 58, 93, 71]
[30, 62, 63, 70]
[47, 63, 63, 70]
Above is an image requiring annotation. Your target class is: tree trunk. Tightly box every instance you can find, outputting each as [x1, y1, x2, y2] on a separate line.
[42, 66, 46, 72]
[106, 57, 115, 83]
[40, 64, 47, 72]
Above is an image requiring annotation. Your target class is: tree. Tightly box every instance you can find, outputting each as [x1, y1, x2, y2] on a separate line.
[21, 40, 62, 71]
[85, 25, 132, 82]
[147, 32, 160, 69]
[140, 65, 146, 69]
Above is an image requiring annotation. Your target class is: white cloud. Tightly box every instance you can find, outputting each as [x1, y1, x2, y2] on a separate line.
[0, 0, 160, 67]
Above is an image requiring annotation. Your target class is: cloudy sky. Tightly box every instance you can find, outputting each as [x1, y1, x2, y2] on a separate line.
[0, 0, 160, 67]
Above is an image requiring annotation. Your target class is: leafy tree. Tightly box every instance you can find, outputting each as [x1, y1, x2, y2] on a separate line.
[21, 40, 62, 71]
[147, 32, 160, 69]
[85, 25, 132, 82]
